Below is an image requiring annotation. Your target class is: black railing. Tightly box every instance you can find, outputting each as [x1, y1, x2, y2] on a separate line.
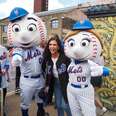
[84, 3, 116, 17]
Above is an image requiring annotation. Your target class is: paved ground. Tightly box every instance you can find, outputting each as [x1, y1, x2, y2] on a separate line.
[5, 94, 57, 116]
[7, 67, 16, 93]
[4, 94, 116, 116]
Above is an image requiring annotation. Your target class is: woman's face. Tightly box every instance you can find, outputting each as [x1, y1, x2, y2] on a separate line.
[49, 40, 59, 55]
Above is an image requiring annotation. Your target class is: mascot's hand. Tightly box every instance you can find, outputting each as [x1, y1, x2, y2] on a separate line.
[12, 55, 22, 66]
[91, 66, 110, 77]
[90, 66, 103, 77]
[89, 60, 110, 77]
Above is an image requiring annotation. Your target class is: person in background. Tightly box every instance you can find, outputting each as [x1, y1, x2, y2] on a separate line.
[39, 39, 47, 49]
[7, 46, 21, 95]
[15, 66, 21, 94]
[95, 87, 108, 116]
[0, 62, 2, 88]
[42, 33, 72, 116]
[91, 58, 108, 116]
[91, 76, 108, 116]
[0, 45, 10, 116]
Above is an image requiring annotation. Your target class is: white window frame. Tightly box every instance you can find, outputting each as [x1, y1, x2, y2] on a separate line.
[51, 19, 59, 29]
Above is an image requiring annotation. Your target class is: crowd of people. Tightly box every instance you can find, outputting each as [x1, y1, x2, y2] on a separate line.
[0, 45, 10, 116]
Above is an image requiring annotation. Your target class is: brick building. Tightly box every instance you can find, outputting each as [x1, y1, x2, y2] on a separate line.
[0, 2, 116, 46]
[0, 18, 9, 46]
[34, 0, 48, 13]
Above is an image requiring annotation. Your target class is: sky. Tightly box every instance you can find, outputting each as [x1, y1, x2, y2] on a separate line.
[0, 0, 34, 19]
[0, 0, 93, 20]
[48, 0, 93, 10]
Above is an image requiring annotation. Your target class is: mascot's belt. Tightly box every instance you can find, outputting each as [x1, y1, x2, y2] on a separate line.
[71, 83, 88, 88]
[24, 74, 41, 79]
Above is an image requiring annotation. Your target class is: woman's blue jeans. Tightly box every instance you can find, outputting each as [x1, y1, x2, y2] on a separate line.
[54, 78, 72, 116]
[0, 76, 1, 88]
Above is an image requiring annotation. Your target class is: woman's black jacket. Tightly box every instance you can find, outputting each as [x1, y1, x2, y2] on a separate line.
[42, 53, 71, 103]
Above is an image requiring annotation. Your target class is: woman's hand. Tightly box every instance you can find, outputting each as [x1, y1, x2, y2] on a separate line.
[44, 86, 49, 93]
[1, 69, 6, 75]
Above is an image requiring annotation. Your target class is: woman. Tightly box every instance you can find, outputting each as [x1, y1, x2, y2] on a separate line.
[42, 33, 72, 116]
[0, 45, 10, 116]
[15, 66, 21, 94]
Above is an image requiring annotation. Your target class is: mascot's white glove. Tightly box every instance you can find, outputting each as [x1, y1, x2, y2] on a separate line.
[90, 65, 103, 77]
[89, 60, 110, 77]
[88, 60, 103, 77]
[12, 48, 23, 66]
[12, 54, 22, 66]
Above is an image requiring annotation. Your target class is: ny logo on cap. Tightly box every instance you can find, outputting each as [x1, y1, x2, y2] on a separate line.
[14, 9, 19, 16]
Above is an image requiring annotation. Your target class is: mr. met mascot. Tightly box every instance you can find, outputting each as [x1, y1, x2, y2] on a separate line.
[7, 7, 47, 116]
[64, 19, 110, 116]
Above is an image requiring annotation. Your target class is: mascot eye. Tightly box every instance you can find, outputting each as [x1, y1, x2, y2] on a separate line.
[12, 24, 20, 32]
[81, 39, 90, 47]
[27, 24, 37, 32]
[68, 39, 75, 47]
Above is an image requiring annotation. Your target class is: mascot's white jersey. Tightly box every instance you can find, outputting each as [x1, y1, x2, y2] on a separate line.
[68, 60, 91, 85]
[13, 47, 43, 76]
[68, 59, 100, 85]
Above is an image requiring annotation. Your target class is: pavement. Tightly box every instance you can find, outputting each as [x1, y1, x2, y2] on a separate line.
[5, 94, 57, 116]
[2, 93, 116, 116]
[4, 93, 116, 116]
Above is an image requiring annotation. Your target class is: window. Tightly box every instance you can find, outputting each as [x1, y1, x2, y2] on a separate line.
[2, 37, 7, 45]
[42, 20, 46, 25]
[51, 19, 59, 29]
[2, 25, 8, 33]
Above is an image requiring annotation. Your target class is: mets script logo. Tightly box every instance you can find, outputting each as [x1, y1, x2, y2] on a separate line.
[25, 49, 41, 61]
[68, 66, 82, 73]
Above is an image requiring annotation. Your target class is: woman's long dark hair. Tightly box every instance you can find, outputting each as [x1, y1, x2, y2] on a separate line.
[43, 33, 64, 62]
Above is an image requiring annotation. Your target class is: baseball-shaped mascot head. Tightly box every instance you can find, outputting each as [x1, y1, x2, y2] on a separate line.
[64, 19, 103, 61]
[7, 7, 46, 48]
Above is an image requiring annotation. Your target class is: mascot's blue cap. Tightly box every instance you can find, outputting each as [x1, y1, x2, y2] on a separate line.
[8, 7, 29, 21]
[72, 19, 94, 30]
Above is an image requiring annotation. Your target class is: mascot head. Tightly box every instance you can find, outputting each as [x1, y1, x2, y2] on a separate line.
[64, 19, 103, 61]
[7, 7, 46, 48]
